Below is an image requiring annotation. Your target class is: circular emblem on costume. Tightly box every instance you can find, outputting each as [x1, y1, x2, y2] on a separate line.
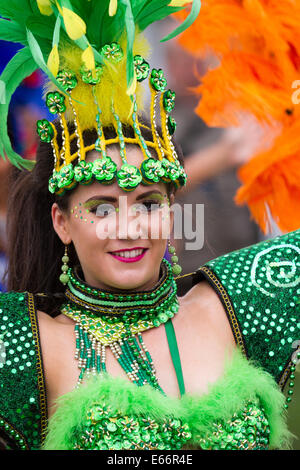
[74, 161, 94, 184]
[117, 164, 143, 191]
[167, 116, 176, 135]
[101, 43, 124, 62]
[92, 156, 117, 183]
[56, 69, 78, 91]
[80, 65, 104, 85]
[162, 159, 181, 182]
[163, 90, 176, 113]
[46, 91, 66, 114]
[140, 158, 165, 184]
[37, 119, 54, 143]
[57, 163, 76, 190]
[150, 68, 167, 92]
[133, 55, 150, 82]
[251, 243, 300, 297]
[48, 171, 59, 194]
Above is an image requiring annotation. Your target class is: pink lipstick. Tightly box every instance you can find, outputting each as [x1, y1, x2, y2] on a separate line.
[109, 247, 148, 263]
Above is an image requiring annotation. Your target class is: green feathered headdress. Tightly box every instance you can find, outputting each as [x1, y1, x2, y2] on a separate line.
[0, 0, 200, 172]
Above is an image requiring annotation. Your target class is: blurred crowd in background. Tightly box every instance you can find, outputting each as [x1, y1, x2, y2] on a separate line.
[0, 19, 280, 293]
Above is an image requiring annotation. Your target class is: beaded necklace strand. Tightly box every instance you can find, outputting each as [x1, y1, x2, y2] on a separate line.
[61, 259, 179, 392]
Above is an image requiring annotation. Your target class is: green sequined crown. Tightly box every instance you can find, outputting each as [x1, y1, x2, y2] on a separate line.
[0, 1, 201, 194]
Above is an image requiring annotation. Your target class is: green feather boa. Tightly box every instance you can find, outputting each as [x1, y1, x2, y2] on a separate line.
[43, 348, 293, 450]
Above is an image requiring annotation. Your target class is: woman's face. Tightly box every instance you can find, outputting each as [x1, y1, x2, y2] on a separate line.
[52, 146, 175, 291]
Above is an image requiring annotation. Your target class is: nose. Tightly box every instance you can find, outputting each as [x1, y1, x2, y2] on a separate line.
[116, 203, 145, 240]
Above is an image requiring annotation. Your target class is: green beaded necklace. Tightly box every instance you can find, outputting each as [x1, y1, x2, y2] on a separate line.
[61, 259, 179, 392]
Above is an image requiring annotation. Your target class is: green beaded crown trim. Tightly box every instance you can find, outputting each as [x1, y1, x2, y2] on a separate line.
[48, 155, 186, 197]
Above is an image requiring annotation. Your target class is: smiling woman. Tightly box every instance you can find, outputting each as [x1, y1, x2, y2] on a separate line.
[0, 0, 299, 452]
[2, 118, 299, 451]
[6, 120, 183, 305]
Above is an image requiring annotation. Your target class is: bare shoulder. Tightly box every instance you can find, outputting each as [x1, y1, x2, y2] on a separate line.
[176, 279, 236, 352]
[36, 310, 75, 373]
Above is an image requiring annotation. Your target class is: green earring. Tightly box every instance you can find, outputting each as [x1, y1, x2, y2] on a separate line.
[167, 240, 182, 276]
[59, 245, 70, 285]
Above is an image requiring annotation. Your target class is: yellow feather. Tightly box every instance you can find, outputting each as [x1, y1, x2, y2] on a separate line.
[36, 0, 53, 15]
[168, 0, 191, 5]
[62, 7, 86, 40]
[55, 0, 63, 15]
[109, 0, 118, 16]
[47, 44, 60, 77]
[126, 71, 137, 96]
[44, 34, 150, 130]
[82, 45, 95, 71]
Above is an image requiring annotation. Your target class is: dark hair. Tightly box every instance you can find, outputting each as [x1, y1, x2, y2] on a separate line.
[5, 120, 184, 316]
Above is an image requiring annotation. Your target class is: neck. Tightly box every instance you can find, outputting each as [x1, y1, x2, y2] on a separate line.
[79, 267, 163, 294]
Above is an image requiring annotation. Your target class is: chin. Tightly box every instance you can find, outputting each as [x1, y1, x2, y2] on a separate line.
[105, 270, 151, 291]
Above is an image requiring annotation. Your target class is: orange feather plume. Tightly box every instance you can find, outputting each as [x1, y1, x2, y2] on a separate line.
[175, 0, 300, 233]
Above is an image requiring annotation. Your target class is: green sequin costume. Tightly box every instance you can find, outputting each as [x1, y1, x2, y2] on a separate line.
[0, 229, 299, 450]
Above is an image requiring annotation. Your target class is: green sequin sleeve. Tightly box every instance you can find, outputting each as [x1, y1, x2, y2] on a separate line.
[194, 229, 300, 390]
[0, 291, 47, 449]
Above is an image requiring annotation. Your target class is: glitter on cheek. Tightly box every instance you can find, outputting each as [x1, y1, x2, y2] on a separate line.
[70, 202, 93, 223]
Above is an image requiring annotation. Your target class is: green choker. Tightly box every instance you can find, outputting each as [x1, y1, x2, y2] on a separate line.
[64, 258, 178, 321]
[61, 259, 180, 390]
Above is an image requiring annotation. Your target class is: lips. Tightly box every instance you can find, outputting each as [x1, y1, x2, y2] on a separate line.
[109, 247, 148, 263]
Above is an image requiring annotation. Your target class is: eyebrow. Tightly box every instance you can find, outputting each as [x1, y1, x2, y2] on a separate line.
[83, 190, 164, 205]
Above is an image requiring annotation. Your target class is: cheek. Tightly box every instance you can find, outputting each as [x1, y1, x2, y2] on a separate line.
[68, 213, 102, 254]
[147, 205, 171, 240]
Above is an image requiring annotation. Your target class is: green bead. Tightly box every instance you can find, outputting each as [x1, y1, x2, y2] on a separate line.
[168, 245, 176, 254]
[172, 264, 182, 275]
[61, 265, 68, 272]
[158, 313, 168, 323]
[59, 273, 70, 284]
[62, 255, 69, 263]
[171, 255, 178, 263]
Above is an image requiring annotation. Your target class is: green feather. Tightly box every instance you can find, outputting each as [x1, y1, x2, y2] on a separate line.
[161, 0, 201, 42]
[132, 0, 154, 20]
[136, 0, 173, 24]
[0, 47, 37, 170]
[0, 80, 5, 104]
[0, 19, 27, 44]
[26, 28, 71, 95]
[86, 0, 114, 47]
[0, 0, 34, 22]
[121, 0, 135, 90]
[67, 0, 93, 24]
[53, 15, 61, 47]
[138, 5, 183, 32]
[26, 16, 56, 41]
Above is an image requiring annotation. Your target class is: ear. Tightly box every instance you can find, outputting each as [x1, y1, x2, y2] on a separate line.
[51, 202, 72, 245]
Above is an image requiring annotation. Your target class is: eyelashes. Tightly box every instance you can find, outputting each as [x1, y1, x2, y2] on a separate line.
[88, 201, 164, 217]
